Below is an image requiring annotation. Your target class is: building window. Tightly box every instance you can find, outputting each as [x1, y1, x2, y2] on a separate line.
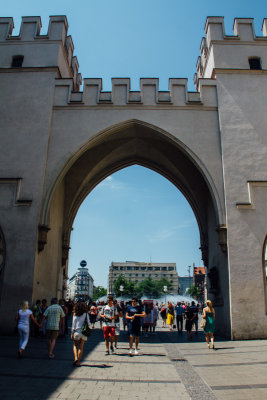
[168, 266, 174, 271]
[120, 266, 124, 270]
[135, 274, 138, 277]
[141, 267, 146, 270]
[134, 267, 139, 270]
[127, 266, 132, 270]
[128, 273, 132, 276]
[155, 274, 158, 277]
[155, 267, 160, 271]
[11, 55, 24, 67]
[113, 266, 118, 270]
[147, 267, 153, 270]
[249, 57, 262, 70]
[161, 267, 167, 270]
[142, 274, 145, 277]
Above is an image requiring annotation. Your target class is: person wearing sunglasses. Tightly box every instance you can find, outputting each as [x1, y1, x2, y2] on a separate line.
[126, 297, 146, 355]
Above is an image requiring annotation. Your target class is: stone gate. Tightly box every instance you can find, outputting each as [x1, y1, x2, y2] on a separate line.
[0, 15, 267, 338]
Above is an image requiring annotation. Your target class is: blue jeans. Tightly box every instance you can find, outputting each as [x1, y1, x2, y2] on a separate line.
[18, 325, 30, 350]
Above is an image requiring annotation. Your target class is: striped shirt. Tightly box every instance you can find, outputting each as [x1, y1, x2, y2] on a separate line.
[43, 304, 65, 330]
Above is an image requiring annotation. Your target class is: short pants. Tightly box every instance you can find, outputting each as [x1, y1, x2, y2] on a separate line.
[73, 332, 87, 341]
[128, 322, 141, 337]
[114, 322, 120, 336]
[103, 326, 115, 339]
[46, 329, 59, 339]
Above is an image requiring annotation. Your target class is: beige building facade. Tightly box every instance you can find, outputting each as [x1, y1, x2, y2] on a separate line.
[0, 15, 267, 339]
[108, 261, 179, 294]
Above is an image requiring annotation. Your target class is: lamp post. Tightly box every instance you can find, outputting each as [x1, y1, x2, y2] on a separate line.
[163, 285, 167, 304]
[119, 285, 124, 300]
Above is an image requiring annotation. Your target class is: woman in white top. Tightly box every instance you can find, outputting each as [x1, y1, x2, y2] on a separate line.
[16, 301, 40, 358]
[71, 302, 90, 366]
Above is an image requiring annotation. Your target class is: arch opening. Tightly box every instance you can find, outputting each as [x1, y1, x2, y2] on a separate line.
[35, 121, 230, 336]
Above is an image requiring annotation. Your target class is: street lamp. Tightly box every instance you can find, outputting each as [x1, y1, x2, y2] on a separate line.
[163, 285, 168, 304]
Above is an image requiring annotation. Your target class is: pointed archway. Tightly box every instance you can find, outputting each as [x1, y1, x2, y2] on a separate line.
[36, 120, 229, 336]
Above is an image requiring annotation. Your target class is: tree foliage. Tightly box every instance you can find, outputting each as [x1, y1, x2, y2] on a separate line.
[113, 275, 136, 297]
[93, 286, 107, 301]
[113, 275, 172, 298]
[186, 284, 201, 300]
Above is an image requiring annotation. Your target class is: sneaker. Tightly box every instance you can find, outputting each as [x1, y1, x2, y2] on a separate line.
[134, 349, 139, 355]
[48, 354, 55, 359]
[110, 346, 114, 354]
[129, 349, 133, 355]
[105, 351, 109, 356]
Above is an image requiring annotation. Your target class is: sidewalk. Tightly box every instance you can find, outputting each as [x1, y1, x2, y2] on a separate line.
[1, 326, 267, 400]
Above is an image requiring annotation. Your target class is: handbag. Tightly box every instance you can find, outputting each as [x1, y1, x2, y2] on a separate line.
[81, 314, 92, 337]
[200, 317, 206, 329]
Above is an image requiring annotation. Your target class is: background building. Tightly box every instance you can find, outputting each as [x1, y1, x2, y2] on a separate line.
[108, 261, 179, 294]
[193, 266, 206, 302]
[67, 265, 94, 301]
[178, 276, 193, 296]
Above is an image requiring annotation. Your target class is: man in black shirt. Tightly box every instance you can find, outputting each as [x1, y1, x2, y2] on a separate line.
[126, 297, 146, 355]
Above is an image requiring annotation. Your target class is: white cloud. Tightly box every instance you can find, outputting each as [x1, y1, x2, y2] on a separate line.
[96, 175, 125, 191]
[147, 220, 195, 243]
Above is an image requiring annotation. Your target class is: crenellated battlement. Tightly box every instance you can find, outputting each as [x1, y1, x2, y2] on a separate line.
[0, 15, 68, 42]
[195, 17, 267, 89]
[54, 77, 217, 107]
[0, 16, 81, 90]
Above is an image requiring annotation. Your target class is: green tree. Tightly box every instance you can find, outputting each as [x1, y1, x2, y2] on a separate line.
[186, 284, 201, 300]
[113, 275, 136, 297]
[135, 277, 172, 298]
[93, 286, 107, 301]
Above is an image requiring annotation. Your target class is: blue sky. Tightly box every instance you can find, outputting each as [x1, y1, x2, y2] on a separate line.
[2, 1, 265, 287]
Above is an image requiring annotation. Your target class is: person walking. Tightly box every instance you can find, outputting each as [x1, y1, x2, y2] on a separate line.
[190, 301, 199, 334]
[160, 304, 167, 327]
[185, 305, 196, 340]
[175, 302, 184, 335]
[16, 301, 40, 358]
[71, 302, 90, 366]
[40, 297, 65, 359]
[100, 296, 117, 355]
[32, 299, 42, 338]
[113, 299, 122, 349]
[126, 297, 146, 355]
[203, 300, 215, 349]
[89, 302, 98, 328]
[166, 302, 174, 331]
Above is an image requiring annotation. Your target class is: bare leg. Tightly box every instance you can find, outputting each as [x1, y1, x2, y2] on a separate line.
[105, 338, 110, 352]
[73, 340, 79, 362]
[129, 335, 134, 349]
[206, 333, 210, 348]
[135, 336, 139, 350]
[77, 340, 85, 365]
[210, 333, 215, 348]
[115, 335, 118, 347]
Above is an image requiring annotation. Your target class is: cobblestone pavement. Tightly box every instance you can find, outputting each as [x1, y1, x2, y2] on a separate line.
[1, 325, 267, 400]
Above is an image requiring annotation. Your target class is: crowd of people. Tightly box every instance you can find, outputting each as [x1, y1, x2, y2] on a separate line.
[15, 296, 215, 365]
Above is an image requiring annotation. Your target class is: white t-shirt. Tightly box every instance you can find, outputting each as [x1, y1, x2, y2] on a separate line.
[102, 305, 116, 327]
[71, 313, 90, 334]
[18, 309, 32, 328]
